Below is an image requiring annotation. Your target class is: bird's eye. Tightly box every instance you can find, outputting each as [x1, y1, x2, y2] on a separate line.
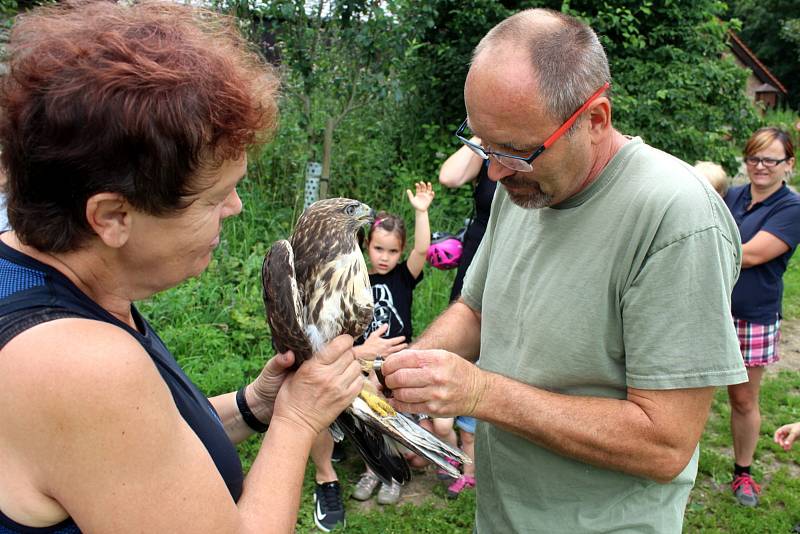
[345, 205, 357, 216]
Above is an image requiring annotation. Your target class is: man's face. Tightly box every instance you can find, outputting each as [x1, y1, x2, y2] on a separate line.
[464, 53, 592, 208]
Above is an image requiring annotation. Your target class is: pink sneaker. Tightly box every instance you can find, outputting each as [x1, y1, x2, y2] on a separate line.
[436, 456, 462, 480]
[447, 475, 475, 499]
[731, 472, 760, 507]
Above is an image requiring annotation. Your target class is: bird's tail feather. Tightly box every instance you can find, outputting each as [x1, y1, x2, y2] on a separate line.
[334, 412, 411, 486]
[383, 412, 470, 479]
[348, 398, 471, 482]
[329, 421, 344, 442]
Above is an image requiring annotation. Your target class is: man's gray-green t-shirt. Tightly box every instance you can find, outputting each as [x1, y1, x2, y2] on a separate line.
[461, 138, 747, 533]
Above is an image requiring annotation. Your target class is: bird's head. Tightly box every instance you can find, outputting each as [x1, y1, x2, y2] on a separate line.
[300, 198, 374, 236]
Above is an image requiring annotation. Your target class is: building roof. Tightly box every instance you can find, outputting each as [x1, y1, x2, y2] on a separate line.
[728, 30, 788, 96]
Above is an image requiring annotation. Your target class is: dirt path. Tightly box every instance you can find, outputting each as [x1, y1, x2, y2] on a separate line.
[772, 317, 800, 373]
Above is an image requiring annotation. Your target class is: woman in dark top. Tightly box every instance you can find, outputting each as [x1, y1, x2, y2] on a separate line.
[0, 3, 362, 533]
[724, 127, 800, 508]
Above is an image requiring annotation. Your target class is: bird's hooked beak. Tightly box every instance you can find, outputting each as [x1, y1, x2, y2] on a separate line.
[356, 203, 375, 227]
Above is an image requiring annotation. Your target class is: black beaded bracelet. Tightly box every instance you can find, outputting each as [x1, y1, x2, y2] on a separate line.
[236, 386, 268, 433]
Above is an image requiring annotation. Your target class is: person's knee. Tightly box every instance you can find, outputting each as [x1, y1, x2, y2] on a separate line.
[729, 389, 760, 414]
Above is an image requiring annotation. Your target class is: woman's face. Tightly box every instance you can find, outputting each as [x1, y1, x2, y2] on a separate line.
[746, 138, 795, 192]
[123, 155, 246, 293]
[367, 228, 403, 275]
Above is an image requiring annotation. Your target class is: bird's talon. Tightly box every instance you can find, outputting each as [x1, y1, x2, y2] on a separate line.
[360, 388, 396, 417]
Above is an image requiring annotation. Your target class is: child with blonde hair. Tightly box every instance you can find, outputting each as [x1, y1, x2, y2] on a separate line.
[694, 160, 729, 197]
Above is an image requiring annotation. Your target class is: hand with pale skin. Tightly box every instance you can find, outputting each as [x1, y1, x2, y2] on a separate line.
[774, 422, 800, 451]
[271, 335, 364, 437]
[353, 323, 407, 362]
[406, 181, 435, 213]
[381, 348, 487, 417]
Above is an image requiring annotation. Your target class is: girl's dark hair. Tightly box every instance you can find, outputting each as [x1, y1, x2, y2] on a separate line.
[368, 211, 406, 249]
[0, 1, 279, 252]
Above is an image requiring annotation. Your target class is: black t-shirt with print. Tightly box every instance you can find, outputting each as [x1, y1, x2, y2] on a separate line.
[359, 261, 423, 345]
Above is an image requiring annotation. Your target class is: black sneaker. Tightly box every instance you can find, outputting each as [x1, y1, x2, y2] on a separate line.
[313, 481, 345, 532]
[331, 441, 347, 463]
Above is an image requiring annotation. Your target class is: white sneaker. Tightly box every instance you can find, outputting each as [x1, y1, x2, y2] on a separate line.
[351, 471, 380, 501]
[376, 481, 401, 505]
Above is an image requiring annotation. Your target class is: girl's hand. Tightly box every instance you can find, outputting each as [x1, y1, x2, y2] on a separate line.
[774, 422, 800, 451]
[355, 323, 408, 361]
[407, 181, 435, 212]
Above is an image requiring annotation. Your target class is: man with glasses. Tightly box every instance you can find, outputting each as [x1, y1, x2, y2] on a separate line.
[382, 8, 747, 533]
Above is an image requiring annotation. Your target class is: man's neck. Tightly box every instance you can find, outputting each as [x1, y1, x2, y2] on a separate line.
[575, 129, 629, 195]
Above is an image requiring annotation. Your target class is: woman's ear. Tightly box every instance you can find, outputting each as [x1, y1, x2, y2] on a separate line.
[85, 192, 132, 248]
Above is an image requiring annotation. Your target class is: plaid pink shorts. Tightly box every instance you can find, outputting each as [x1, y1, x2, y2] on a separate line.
[734, 317, 781, 367]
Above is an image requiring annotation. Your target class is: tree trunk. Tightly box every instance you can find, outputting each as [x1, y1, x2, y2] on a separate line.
[320, 117, 334, 199]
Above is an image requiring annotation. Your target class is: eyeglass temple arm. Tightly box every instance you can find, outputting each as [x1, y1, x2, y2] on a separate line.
[542, 82, 611, 150]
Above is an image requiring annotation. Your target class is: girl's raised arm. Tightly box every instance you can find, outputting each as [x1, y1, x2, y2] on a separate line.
[406, 181, 434, 278]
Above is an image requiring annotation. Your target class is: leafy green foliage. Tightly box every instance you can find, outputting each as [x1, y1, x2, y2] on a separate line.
[728, 0, 800, 111]
[784, 253, 800, 320]
[560, 0, 761, 174]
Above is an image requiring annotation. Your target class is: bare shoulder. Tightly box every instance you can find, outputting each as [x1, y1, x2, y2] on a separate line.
[0, 318, 166, 411]
[0, 318, 234, 531]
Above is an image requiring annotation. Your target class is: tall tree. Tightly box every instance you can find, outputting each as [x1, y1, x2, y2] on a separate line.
[728, 0, 800, 111]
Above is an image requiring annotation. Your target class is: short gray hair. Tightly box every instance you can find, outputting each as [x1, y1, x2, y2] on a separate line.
[474, 9, 611, 127]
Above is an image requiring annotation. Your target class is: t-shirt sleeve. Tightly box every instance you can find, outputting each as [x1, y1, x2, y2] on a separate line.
[621, 227, 748, 389]
[761, 200, 800, 250]
[400, 261, 423, 289]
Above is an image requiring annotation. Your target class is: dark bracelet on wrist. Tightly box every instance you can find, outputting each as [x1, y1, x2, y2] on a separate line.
[236, 386, 269, 433]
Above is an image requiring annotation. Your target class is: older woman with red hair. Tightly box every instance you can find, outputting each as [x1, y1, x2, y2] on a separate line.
[0, 2, 362, 533]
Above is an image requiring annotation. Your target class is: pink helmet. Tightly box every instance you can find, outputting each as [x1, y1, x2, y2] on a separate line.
[427, 231, 463, 270]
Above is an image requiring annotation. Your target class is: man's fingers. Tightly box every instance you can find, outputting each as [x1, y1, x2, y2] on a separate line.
[383, 366, 432, 390]
[388, 397, 431, 415]
[381, 349, 423, 375]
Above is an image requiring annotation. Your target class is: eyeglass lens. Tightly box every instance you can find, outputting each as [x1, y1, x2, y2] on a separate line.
[745, 156, 785, 167]
[463, 138, 532, 171]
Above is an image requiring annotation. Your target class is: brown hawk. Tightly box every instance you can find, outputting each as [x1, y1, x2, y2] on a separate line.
[262, 197, 468, 485]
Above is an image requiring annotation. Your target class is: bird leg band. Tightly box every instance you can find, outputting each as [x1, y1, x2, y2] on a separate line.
[373, 356, 391, 398]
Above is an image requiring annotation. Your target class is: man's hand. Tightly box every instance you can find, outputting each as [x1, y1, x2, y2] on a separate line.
[774, 422, 800, 451]
[381, 348, 487, 417]
[271, 335, 363, 436]
[354, 324, 407, 361]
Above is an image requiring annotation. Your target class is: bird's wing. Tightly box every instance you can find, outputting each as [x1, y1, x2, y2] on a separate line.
[262, 239, 313, 364]
[347, 394, 470, 484]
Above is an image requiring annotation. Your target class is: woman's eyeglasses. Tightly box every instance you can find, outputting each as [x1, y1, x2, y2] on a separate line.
[745, 156, 789, 168]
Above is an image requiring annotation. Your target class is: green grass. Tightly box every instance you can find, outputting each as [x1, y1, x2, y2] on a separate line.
[140, 179, 800, 532]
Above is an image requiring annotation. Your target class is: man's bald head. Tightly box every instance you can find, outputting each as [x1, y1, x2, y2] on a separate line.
[470, 8, 610, 126]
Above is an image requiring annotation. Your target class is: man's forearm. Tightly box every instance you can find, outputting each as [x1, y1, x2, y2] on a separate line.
[473, 371, 714, 483]
[411, 299, 481, 361]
